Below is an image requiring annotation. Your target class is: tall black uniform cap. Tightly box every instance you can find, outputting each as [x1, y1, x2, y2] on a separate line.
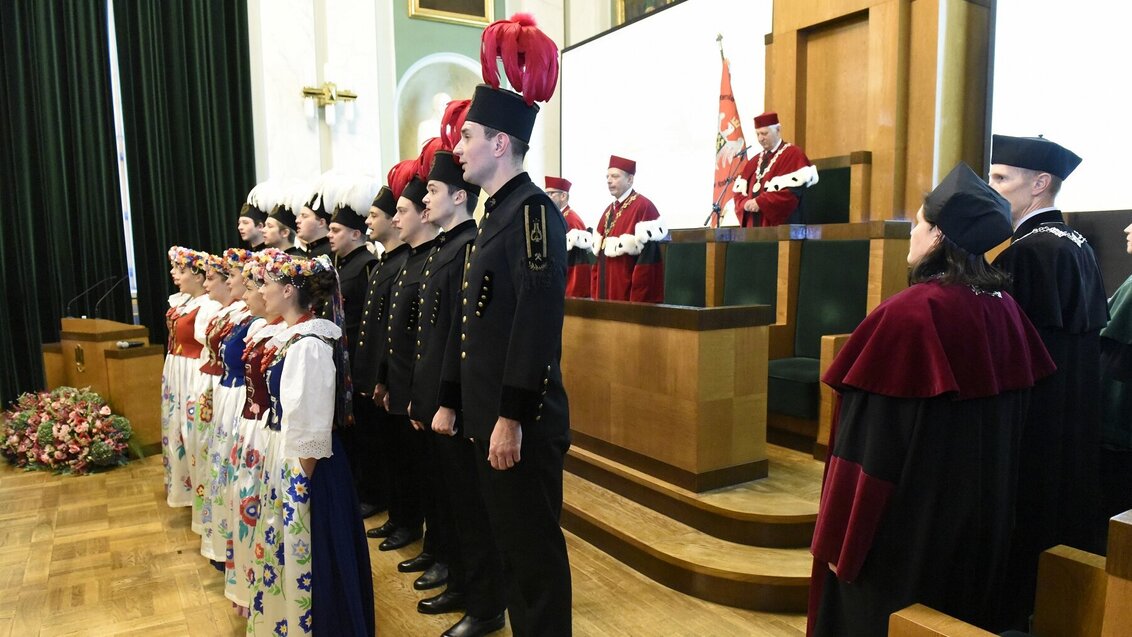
[991, 134, 1082, 180]
[239, 202, 268, 224]
[371, 186, 397, 217]
[401, 177, 428, 210]
[268, 204, 298, 232]
[925, 162, 1013, 255]
[427, 150, 481, 198]
[464, 84, 540, 144]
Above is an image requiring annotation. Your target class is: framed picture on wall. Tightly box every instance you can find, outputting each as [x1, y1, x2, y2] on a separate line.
[409, 0, 494, 27]
[615, 0, 678, 26]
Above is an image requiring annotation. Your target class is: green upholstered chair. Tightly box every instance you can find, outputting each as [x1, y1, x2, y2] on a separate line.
[722, 241, 779, 314]
[663, 242, 706, 307]
[793, 165, 851, 225]
[767, 239, 869, 421]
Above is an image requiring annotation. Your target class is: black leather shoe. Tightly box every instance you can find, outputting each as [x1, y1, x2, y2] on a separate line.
[413, 562, 449, 590]
[442, 612, 506, 637]
[366, 520, 397, 539]
[378, 526, 421, 551]
[416, 589, 466, 615]
[397, 551, 434, 573]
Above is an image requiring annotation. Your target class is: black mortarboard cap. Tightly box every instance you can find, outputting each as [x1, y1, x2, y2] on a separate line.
[926, 162, 1013, 255]
[427, 150, 481, 198]
[465, 84, 539, 144]
[991, 134, 1082, 180]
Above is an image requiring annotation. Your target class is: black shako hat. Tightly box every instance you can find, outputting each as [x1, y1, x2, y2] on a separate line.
[268, 204, 297, 232]
[239, 202, 268, 225]
[330, 206, 367, 232]
[465, 83, 539, 144]
[371, 186, 397, 217]
[925, 162, 1013, 255]
[991, 134, 1082, 180]
[427, 150, 481, 198]
[401, 177, 428, 210]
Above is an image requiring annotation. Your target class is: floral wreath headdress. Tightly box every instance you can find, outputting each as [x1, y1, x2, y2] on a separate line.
[223, 248, 253, 275]
[173, 248, 208, 274]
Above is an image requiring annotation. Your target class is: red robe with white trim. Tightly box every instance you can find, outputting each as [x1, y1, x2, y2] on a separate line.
[590, 191, 664, 303]
[808, 281, 1054, 636]
[562, 205, 593, 298]
[733, 142, 813, 227]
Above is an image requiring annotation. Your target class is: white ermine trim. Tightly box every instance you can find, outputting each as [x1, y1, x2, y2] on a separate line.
[566, 228, 592, 252]
[765, 165, 819, 192]
[733, 177, 749, 196]
[634, 219, 668, 243]
[604, 233, 643, 257]
[591, 229, 604, 255]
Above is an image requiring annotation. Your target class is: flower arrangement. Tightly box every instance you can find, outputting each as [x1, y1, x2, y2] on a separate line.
[1, 386, 133, 475]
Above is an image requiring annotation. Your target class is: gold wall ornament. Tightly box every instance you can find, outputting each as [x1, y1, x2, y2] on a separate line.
[73, 344, 85, 373]
[301, 82, 358, 127]
[409, 0, 494, 28]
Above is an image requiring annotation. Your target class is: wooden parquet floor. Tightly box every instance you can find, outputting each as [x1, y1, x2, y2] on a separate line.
[0, 455, 807, 636]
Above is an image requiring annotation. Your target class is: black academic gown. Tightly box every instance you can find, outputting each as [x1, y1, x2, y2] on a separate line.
[992, 210, 1109, 625]
[808, 282, 1055, 637]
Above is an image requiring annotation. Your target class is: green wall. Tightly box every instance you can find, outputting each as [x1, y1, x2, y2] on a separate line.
[393, 3, 506, 81]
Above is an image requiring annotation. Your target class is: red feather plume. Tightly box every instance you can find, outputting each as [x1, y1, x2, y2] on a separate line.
[417, 137, 444, 179]
[480, 13, 559, 106]
[440, 99, 471, 151]
[387, 160, 418, 200]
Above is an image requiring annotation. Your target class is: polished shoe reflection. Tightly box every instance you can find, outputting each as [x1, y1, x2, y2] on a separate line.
[416, 589, 466, 615]
[442, 612, 506, 637]
[397, 551, 435, 573]
[378, 526, 421, 551]
[365, 519, 397, 539]
[413, 562, 449, 590]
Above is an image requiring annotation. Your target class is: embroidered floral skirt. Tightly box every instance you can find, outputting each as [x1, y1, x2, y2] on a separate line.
[162, 355, 202, 508]
[191, 375, 219, 535]
[199, 381, 244, 561]
[224, 414, 269, 607]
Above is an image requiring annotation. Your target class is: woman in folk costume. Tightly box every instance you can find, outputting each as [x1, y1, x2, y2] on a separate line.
[246, 253, 374, 637]
[192, 253, 245, 538]
[199, 249, 256, 564]
[224, 251, 285, 613]
[160, 247, 190, 492]
[163, 247, 221, 508]
[807, 163, 1055, 636]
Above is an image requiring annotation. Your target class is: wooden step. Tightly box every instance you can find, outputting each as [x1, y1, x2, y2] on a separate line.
[565, 444, 822, 548]
[562, 471, 813, 612]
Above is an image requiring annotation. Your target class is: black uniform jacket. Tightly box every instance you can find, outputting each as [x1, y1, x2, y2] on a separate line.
[437, 173, 570, 442]
[352, 244, 409, 394]
[409, 219, 478, 425]
[378, 238, 437, 416]
[336, 244, 378, 356]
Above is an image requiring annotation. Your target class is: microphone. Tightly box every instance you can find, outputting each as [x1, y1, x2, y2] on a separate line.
[64, 275, 117, 317]
[91, 277, 128, 318]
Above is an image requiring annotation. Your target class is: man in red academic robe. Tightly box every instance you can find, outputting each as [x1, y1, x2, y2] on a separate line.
[545, 176, 593, 298]
[591, 155, 666, 303]
[733, 111, 818, 227]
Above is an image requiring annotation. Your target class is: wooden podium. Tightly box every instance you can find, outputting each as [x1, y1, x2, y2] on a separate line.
[42, 318, 164, 453]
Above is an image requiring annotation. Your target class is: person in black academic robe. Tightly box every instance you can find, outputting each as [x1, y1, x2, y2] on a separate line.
[808, 163, 1055, 636]
[1098, 223, 1132, 530]
[987, 134, 1109, 628]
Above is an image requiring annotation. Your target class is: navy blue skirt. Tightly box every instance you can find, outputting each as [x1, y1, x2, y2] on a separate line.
[311, 431, 376, 636]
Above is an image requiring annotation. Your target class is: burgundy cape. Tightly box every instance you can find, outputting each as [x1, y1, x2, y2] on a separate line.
[562, 205, 593, 298]
[591, 191, 664, 303]
[808, 281, 1054, 636]
[733, 142, 812, 227]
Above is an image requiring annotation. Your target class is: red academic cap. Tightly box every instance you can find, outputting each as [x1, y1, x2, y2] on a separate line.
[608, 155, 636, 175]
[754, 111, 779, 128]
[544, 176, 572, 192]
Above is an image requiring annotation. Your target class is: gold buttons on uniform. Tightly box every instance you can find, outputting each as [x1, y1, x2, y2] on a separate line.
[461, 352, 466, 359]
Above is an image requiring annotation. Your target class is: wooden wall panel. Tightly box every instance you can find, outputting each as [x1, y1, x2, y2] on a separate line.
[802, 16, 869, 159]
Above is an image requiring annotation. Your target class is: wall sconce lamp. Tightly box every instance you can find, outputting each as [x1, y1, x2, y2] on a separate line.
[302, 82, 358, 127]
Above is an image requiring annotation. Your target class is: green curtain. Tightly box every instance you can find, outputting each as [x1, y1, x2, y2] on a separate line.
[0, 0, 130, 407]
[113, 0, 255, 348]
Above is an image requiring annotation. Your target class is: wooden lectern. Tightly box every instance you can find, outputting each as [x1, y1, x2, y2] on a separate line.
[41, 318, 164, 453]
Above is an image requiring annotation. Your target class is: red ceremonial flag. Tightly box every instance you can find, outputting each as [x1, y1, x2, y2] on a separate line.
[713, 57, 748, 227]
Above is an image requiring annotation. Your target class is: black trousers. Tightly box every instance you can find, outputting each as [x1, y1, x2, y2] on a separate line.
[385, 413, 425, 531]
[474, 434, 572, 636]
[433, 432, 505, 616]
[344, 395, 388, 508]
